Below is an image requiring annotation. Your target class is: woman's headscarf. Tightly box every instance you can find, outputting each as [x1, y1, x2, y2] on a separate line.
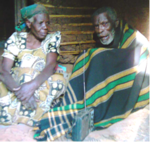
[15, 4, 49, 31]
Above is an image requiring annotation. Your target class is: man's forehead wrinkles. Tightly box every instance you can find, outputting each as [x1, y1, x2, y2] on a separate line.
[95, 14, 108, 22]
[96, 19, 108, 24]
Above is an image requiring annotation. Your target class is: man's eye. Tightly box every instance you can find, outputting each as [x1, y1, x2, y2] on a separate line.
[103, 22, 108, 26]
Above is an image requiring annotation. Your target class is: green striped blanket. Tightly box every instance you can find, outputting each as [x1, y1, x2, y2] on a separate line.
[34, 21, 150, 141]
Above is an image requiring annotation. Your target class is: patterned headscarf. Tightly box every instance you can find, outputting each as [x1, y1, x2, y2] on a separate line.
[15, 4, 49, 31]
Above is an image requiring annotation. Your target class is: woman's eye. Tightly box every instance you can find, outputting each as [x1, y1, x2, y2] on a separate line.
[46, 21, 50, 25]
[39, 22, 43, 25]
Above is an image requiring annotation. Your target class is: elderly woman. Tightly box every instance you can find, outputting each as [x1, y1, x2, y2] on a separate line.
[0, 4, 65, 126]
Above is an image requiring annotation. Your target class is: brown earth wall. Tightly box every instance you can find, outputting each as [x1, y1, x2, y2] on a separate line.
[27, 0, 150, 63]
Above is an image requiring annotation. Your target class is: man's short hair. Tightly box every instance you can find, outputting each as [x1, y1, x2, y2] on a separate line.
[92, 7, 117, 23]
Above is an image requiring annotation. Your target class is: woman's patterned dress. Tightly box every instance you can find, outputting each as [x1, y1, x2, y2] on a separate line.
[0, 31, 66, 126]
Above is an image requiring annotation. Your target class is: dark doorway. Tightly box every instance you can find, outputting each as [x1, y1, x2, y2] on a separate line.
[27, 0, 35, 6]
[0, 0, 35, 48]
[0, 0, 15, 41]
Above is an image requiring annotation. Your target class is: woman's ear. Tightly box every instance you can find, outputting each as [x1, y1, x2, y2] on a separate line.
[25, 19, 31, 29]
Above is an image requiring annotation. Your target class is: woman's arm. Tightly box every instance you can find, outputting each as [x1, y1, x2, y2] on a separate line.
[34, 52, 58, 88]
[0, 57, 20, 91]
[14, 52, 58, 103]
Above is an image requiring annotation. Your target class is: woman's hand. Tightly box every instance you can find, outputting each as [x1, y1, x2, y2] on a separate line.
[23, 96, 37, 110]
[13, 81, 37, 103]
[13, 85, 37, 110]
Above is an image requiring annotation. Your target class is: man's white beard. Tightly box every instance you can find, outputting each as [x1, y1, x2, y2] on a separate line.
[99, 29, 115, 45]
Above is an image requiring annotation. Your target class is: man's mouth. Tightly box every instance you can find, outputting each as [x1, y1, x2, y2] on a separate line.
[100, 35, 109, 40]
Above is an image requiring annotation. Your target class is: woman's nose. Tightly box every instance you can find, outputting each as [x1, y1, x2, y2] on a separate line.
[42, 22, 48, 29]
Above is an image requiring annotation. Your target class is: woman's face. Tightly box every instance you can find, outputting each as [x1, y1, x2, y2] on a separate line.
[30, 13, 50, 40]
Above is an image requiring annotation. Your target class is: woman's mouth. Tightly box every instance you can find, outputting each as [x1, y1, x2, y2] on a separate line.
[41, 33, 47, 36]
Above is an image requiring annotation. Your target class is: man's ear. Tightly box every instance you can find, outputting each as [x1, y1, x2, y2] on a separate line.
[115, 20, 119, 28]
[25, 19, 31, 29]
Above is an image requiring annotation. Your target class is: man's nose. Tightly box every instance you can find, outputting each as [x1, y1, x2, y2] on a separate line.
[98, 25, 104, 33]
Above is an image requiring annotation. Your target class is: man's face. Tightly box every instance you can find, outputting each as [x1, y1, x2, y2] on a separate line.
[31, 13, 50, 40]
[93, 12, 115, 45]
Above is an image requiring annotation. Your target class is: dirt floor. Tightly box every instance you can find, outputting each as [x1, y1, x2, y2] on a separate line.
[84, 105, 149, 142]
[0, 105, 149, 141]
[0, 48, 149, 141]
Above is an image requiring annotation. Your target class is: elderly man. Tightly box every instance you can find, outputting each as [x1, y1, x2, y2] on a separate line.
[34, 7, 149, 141]
[93, 7, 119, 47]
[92, 7, 149, 48]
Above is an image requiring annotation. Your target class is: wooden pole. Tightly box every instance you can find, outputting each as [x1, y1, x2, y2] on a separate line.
[14, 0, 27, 26]
[50, 23, 93, 27]
[60, 40, 95, 46]
[49, 31, 94, 35]
[50, 15, 91, 18]
[40, 3, 96, 9]
[64, 23, 93, 26]
[60, 51, 81, 55]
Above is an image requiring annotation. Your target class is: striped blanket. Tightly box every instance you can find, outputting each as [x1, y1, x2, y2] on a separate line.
[34, 21, 150, 141]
